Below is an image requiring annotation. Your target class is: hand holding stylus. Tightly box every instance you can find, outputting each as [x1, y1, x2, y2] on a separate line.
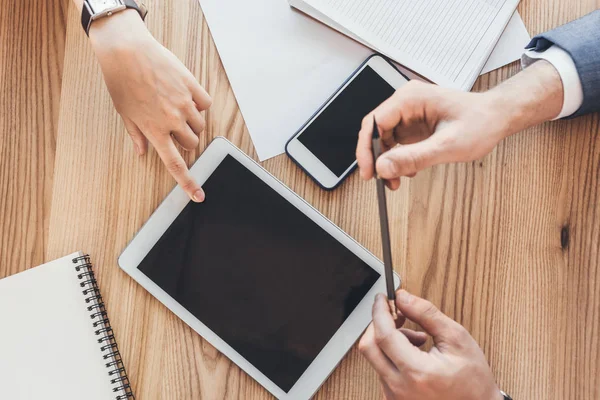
[359, 291, 503, 400]
[356, 62, 564, 190]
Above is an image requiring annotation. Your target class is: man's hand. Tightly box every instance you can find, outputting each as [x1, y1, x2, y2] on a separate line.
[357, 61, 564, 190]
[359, 291, 503, 400]
[89, 10, 212, 202]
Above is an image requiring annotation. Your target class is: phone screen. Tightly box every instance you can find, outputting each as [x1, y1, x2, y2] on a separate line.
[297, 65, 396, 177]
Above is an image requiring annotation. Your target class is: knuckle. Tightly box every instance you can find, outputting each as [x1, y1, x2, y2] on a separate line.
[421, 300, 441, 320]
[374, 329, 395, 347]
[185, 98, 198, 112]
[446, 323, 470, 345]
[166, 109, 183, 126]
[175, 95, 192, 111]
[358, 337, 370, 354]
[180, 178, 197, 192]
[165, 158, 186, 175]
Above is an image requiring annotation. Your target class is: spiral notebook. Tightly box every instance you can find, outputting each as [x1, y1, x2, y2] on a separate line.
[0, 252, 134, 400]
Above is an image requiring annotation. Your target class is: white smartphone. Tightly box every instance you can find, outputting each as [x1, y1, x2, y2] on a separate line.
[286, 54, 409, 190]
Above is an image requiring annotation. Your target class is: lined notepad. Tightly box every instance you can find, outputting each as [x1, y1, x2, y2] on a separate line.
[291, 0, 520, 89]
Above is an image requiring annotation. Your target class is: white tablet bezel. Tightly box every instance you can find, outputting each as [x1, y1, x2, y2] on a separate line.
[118, 137, 400, 400]
[286, 54, 409, 190]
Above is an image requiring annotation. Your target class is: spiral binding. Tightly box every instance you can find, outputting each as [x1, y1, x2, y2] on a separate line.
[72, 255, 135, 400]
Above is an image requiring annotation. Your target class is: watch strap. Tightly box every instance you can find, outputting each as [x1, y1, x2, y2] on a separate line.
[81, 0, 148, 37]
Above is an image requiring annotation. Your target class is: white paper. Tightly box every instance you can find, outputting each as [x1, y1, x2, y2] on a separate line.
[299, 0, 520, 90]
[201, 0, 371, 160]
[482, 11, 531, 73]
[199, 0, 529, 161]
[0, 253, 121, 400]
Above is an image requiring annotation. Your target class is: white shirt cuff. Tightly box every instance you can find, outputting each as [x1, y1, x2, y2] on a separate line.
[521, 45, 584, 119]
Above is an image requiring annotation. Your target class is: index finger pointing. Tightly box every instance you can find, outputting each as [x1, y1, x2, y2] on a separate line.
[155, 139, 205, 203]
[373, 293, 426, 369]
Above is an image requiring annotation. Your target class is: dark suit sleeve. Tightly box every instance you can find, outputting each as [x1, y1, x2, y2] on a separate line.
[526, 10, 600, 117]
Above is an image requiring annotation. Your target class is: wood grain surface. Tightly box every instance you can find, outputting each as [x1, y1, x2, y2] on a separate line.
[1, 0, 599, 399]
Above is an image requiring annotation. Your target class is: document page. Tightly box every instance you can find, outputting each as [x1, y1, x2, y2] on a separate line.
[0, 253, 118, 400]
[303, 0, 520, 89]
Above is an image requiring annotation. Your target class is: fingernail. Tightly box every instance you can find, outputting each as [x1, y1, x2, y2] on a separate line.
[192, 189, 205, 203]
[381, 158, 398, 176]
[398, 290, 412, 304]
[375, 293, 385, 302]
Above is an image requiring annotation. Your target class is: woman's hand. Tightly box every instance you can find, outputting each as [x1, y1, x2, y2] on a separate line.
[359, 291, 503, 400]
[90, 10, 212, 202]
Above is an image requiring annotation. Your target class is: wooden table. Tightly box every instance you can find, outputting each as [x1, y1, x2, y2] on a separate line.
[1, 0, 599, 398]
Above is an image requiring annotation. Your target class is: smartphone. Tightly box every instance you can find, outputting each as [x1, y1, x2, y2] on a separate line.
[285, 54, 409, 190]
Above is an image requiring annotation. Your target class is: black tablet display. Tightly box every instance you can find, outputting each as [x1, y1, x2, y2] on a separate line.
[137, 155, 380, 392]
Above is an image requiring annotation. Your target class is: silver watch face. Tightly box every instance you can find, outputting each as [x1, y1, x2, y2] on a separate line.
[88, 0, 122, 14]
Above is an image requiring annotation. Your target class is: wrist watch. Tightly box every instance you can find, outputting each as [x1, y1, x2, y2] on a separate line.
[81, 0, 148, 36]
[500, 390, 513, 400]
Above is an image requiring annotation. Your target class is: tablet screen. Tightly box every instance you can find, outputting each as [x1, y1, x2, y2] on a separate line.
[138, 155, 380, 392]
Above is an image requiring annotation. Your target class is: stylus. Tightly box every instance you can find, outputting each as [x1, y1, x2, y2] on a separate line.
[371, 117, 397, 316]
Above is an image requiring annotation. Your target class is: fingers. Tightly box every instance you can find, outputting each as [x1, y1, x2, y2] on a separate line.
[372, 293, 426, 369]
[123, 117, 148, 156]
[189, 81, 213, 110]
[374, 81, 433, 132]
[385, 178, 400, 191]
[400, 328, 428, 347]
[358, 324, 399, 380]
[154, 139, 205, 203]
[356, 115, 376, 180]
[375, 136, 445, 180]
[186, 106, 206, 137]
[396, 290, 469, 349]
[171, 101, 206, 151]
[171, 124, 200, 151]
[357, 83, 426, 179]
[357, 81, 448, 181]
[356, 116, 402, 191]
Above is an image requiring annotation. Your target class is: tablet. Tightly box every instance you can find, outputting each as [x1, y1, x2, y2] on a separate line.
[119, 137, 399, 399]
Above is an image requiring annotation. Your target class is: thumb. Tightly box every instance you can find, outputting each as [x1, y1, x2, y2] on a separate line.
[396, 290, 469, 349]
[122, 117, 148, 156]
[375, 135, 446, 179]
